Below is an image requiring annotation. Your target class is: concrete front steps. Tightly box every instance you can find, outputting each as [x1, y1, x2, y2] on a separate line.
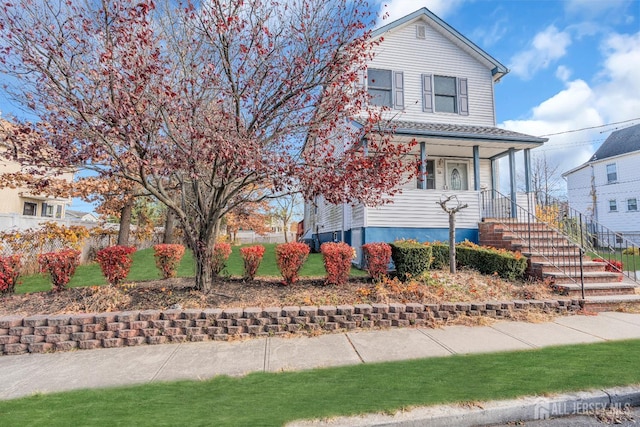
[479, 220, 640, 312]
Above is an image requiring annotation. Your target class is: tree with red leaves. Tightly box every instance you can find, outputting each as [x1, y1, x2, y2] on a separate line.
[0, 0, 417, 291]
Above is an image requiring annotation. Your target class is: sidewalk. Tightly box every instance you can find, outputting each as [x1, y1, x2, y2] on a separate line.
[2, 311, 640, 403]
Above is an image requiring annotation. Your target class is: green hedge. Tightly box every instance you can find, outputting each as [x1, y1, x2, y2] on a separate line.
[390, 240, 432, 281]
[429, 243, 450, 270]
[456, 244, 527, 280]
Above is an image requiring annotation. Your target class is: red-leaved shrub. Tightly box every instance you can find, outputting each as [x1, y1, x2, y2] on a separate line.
[153, 244, 186, 279]
[0, 254, 21, 294]
[240, 245, 266, 280]
[212, 242, 232, 276]
[96, 246, 136, 286]
[362, 242, 391, 281]
[321, 242, 354, 285]
[38, 249, 81, 292]
[275, 242, 310, 286]
[593, 258, 624, 281]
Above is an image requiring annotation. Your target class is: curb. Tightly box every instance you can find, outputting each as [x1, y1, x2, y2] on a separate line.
[287, 385, 640, 427]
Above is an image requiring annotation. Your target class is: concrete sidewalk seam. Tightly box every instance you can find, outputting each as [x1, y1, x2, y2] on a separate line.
[150, 343, 182, 382]
[488, 325, 538, 349]
[417, 329, 457, 355]
[552, 319, 610, 341]
[263, 337, 270, 372]
[600, 312, 640, 327]
[344, 333, 366, 364]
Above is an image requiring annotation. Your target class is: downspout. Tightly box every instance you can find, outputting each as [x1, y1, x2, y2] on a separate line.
[590, 164, 598, 223]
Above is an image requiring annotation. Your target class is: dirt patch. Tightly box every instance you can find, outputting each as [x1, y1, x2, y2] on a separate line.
[0, 269, 558, 317]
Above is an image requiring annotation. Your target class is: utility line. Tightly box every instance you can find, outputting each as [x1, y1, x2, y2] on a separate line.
[537, 118, 640, 137]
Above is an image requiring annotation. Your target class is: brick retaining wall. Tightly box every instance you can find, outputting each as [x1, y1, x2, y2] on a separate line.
[0, 299, 582, 356]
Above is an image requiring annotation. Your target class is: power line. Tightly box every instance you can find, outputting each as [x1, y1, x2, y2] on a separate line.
[537, 118, 640, 137]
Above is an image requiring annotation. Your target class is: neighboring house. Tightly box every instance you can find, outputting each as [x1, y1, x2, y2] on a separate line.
[303, 8, 546, 264]
[563, 123, 640, 246]
[66, 210, 100, 222]
[0, 119, 74, 230]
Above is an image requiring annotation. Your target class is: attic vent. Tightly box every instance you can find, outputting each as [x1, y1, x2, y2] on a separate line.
[416, 25, 426, 39]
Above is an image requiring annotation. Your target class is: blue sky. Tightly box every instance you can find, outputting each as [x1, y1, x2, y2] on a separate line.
[377, 0, 640, 192]
[2, 0, 639, 211]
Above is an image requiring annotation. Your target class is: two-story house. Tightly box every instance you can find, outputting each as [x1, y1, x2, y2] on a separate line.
[303, 8, 546, 264]
[563, 123, 640, 246]
[0, 119, 74, 230]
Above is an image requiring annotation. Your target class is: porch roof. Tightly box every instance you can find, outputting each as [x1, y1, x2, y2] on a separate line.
[356, 119, 547, 159]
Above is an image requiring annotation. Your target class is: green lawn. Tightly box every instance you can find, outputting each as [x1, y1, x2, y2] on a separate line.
[1, 340, 639, 426]
[16, 243, 366, 294]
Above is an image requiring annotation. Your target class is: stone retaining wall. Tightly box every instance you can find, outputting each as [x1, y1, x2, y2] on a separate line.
[0, 299, 582, 356]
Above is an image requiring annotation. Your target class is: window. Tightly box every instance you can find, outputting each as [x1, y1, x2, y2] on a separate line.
[367, 68, 403, 109]
[422, 74, 468, 115]
[609, 200, 617, 212]
[606, 163, 617, 183]
[56, 205, 63, 218]
[434, 76, 457, 113]
[23, 202, 37, 216]
[41, 203, 54, 217]
[417, 160, 435, 189]
[628, 198, 638, 212]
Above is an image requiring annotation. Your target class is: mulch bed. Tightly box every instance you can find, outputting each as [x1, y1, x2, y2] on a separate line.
[0, 270, 556, 317]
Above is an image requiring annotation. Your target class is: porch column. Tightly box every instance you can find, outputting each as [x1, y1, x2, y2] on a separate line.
[473, 145, 480, 191]
[508, 148, 517, 218]
[490, 159, 497, 194]
[419, 142, 427, 190]
[524, 148, 532, 193]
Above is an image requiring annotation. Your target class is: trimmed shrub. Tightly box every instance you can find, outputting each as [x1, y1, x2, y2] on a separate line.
[622, 247, 639, 256]
[96, 246, 136, 286]
[38, 249, 81, 292]
[362, 242, 391, 281]
[275, 242, 310, 286]
[240, 245, 266, 280]
[212, 242, 232, 277]
[321, 242, 354, 285]
[153, 244, 186, 279]
[455, 240, 527, 281]
[593, 258, 623, 273]
[430, 242, 450, 270]
[390, 240, 432, 281]
[0, 255, 21, 294]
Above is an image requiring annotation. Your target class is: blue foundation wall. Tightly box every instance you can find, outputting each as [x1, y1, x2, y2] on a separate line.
[361, 227, 478, 244]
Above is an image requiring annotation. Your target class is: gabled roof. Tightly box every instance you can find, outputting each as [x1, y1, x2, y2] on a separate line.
[589, 123, 640, 162]
[371, 8, 509, 81]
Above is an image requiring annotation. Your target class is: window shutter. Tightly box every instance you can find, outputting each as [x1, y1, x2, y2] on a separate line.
[458, 77, 469, 116]
[393, 71, 404, 109]
[422, 74, 433, 113]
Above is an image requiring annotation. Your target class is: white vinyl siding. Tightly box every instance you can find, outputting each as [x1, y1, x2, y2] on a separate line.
[368, 18, 496, 126]
[366, 190, 481, 229]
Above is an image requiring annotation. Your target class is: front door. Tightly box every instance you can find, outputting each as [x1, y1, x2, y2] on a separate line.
[447, 162, 468, 190]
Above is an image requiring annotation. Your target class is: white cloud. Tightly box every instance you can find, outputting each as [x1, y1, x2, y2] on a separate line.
[555, 65, 572, 82]
[509, 26, 572, 80]
[377, 0, 467, 24]
[565, 0, 633, 17]
[501, 31, 640, 185]
[471, 17, 508, 47]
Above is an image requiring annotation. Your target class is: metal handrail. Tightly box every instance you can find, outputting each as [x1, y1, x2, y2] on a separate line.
[481, 189, 585, 290]
[535, 192, 639, 284]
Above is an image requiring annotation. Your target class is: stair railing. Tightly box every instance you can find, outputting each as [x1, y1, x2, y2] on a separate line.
[481, 189, 585, 296]
[536, 192, 639, 284]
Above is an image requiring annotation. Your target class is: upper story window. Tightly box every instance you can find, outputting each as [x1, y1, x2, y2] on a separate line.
[23, 202, 37, 216]
[422, 74, 468, 116]
[606, 163, 617, 183]
[609, 199, 617, 212]
[628, 198, 638, 212]
[367, 68, 404, 109]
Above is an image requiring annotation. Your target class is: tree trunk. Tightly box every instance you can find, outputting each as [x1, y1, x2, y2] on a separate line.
[163, 210, 177, 244]
[449, 214, 456, 274]
[194, 244, 214, 292]
[283, 220, 289, 242]
[117, 199, 134, 246]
